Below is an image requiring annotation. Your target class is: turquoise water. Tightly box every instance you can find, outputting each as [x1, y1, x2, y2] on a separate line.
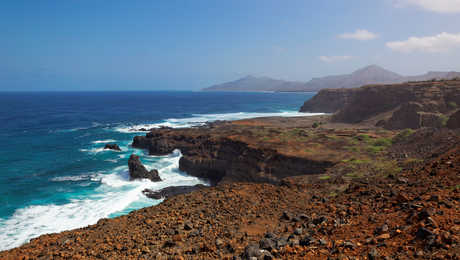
[0, 91, 315, 250]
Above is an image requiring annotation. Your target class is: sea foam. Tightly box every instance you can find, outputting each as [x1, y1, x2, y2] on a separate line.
[92, 139, 117, 144]
[114, 111, 322, 133]
[0, 149, 207, 251]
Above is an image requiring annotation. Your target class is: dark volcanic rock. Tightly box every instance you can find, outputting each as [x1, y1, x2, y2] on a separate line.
[103, 143, 121, 151]
[300, 88, 354, 113]
[300, 80, 460, 129]
[385, 102, 422, 130]
[132, 130, 334, 186]
[447, 110, 460, 129]
[128, 154, 161, 182]
[142, 184, 206, 199]
[132, 128, 334, 185]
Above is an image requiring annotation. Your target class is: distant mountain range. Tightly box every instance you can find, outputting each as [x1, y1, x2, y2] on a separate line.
[202, 65, 460, 92]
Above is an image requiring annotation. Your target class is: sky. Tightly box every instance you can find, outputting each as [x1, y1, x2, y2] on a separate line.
[1, 0, 460, 91]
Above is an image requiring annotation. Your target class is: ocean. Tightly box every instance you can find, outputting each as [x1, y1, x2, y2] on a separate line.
[0, 91, 316, 250]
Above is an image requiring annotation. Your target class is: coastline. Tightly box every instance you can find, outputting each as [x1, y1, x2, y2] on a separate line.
[1, 113, 459, 259]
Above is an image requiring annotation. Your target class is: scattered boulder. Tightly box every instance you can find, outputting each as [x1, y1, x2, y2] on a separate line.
[242, 244, 263, 259]
[104, 143, 121, 151]
[259, 238, 276, 251]
[128, 154, 161, 182]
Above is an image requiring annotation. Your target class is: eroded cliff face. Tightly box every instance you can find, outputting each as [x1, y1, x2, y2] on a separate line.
[299, 80, 460, 130]
[299, 88, 354, 113]
[132, 128, 335, 185]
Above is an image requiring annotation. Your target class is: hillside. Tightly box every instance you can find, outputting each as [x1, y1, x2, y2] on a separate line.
[300, 79, 460, 130]
[203, 65, 460, 92]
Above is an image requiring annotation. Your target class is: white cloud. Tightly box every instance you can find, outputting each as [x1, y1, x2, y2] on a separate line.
[338, 29, 378, 41]
[386, 32, 460, 53]
[395, 0, 460, 13]
[319, 55, 353, 63]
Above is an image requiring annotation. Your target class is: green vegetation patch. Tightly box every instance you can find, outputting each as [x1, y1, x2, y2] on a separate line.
[393, 128, 415, 142]
[373, 138, 392, 147]
[440, 114, 449, 127]
[354, 134, 372, 143]
[448, 101, 458, 109]
[344, 172, 364, 178]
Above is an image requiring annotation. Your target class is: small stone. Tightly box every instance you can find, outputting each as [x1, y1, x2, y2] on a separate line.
[416, 227, 434, 240]
[291, 216, 300, 222]
[184, 222, 193, 231]
[429, 195, 440, 202]
[300, 236, 314, 246]
[319, 239, 328, 246]
[418, 208, 433, 220]
[312, 216, 327, 225]
[380, 224, 389, 233]
[276, 237, 288, 249]
[289, 239, 299, 246]
[264, 232, 276, 239]
[397, 177, 408, 184]
[243, 244, 262, 258]
[163, 240, 176, 248]
[376, 233, 390, 240]
[415, 250, 424, 257]
[344, 241, 355, 249]
[215, 238, 224, 248]
[260, 250, 274, 260]
[368, 248, 379, 260]
[281, 211, 291, 221]
[299, 214, 309, 220]
[294, 228, 302, 235]
[259, 238, 276, 251]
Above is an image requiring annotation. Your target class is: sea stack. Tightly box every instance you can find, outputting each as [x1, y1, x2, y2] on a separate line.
[103, 143, 122, 151]
[128, 154, 161, 182]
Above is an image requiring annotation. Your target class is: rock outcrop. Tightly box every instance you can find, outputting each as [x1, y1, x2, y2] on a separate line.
[132, 129, 334, 185]
[103, 143, 121, 151]
[299, 88, 354, 113]
[300, 80, 460, 130]
[128, 154, 161, 182]
[142, 184, 206, 200]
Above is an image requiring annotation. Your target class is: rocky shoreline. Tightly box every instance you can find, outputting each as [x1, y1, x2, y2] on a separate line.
[1, 80, 459, 259]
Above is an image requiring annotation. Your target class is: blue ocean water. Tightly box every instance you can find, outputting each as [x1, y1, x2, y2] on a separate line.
[0, 91, 315, 250]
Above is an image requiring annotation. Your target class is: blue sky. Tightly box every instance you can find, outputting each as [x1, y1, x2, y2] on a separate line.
[1, 0, 460, 90]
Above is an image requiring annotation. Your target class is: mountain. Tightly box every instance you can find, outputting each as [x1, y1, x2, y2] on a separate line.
[404, 71, 460, 82]
[202, 75, 305, 92]
[202, 65, 460, 92]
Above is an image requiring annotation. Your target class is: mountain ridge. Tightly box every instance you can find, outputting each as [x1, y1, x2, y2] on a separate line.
[202, 65, 460, 92]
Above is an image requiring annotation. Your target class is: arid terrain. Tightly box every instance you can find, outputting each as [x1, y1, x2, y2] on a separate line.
[1, 80, 460, 259]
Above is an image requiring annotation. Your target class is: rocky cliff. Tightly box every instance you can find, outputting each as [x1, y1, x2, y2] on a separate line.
[300, 79, 460, 129]
[132, 127, 335, 185]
